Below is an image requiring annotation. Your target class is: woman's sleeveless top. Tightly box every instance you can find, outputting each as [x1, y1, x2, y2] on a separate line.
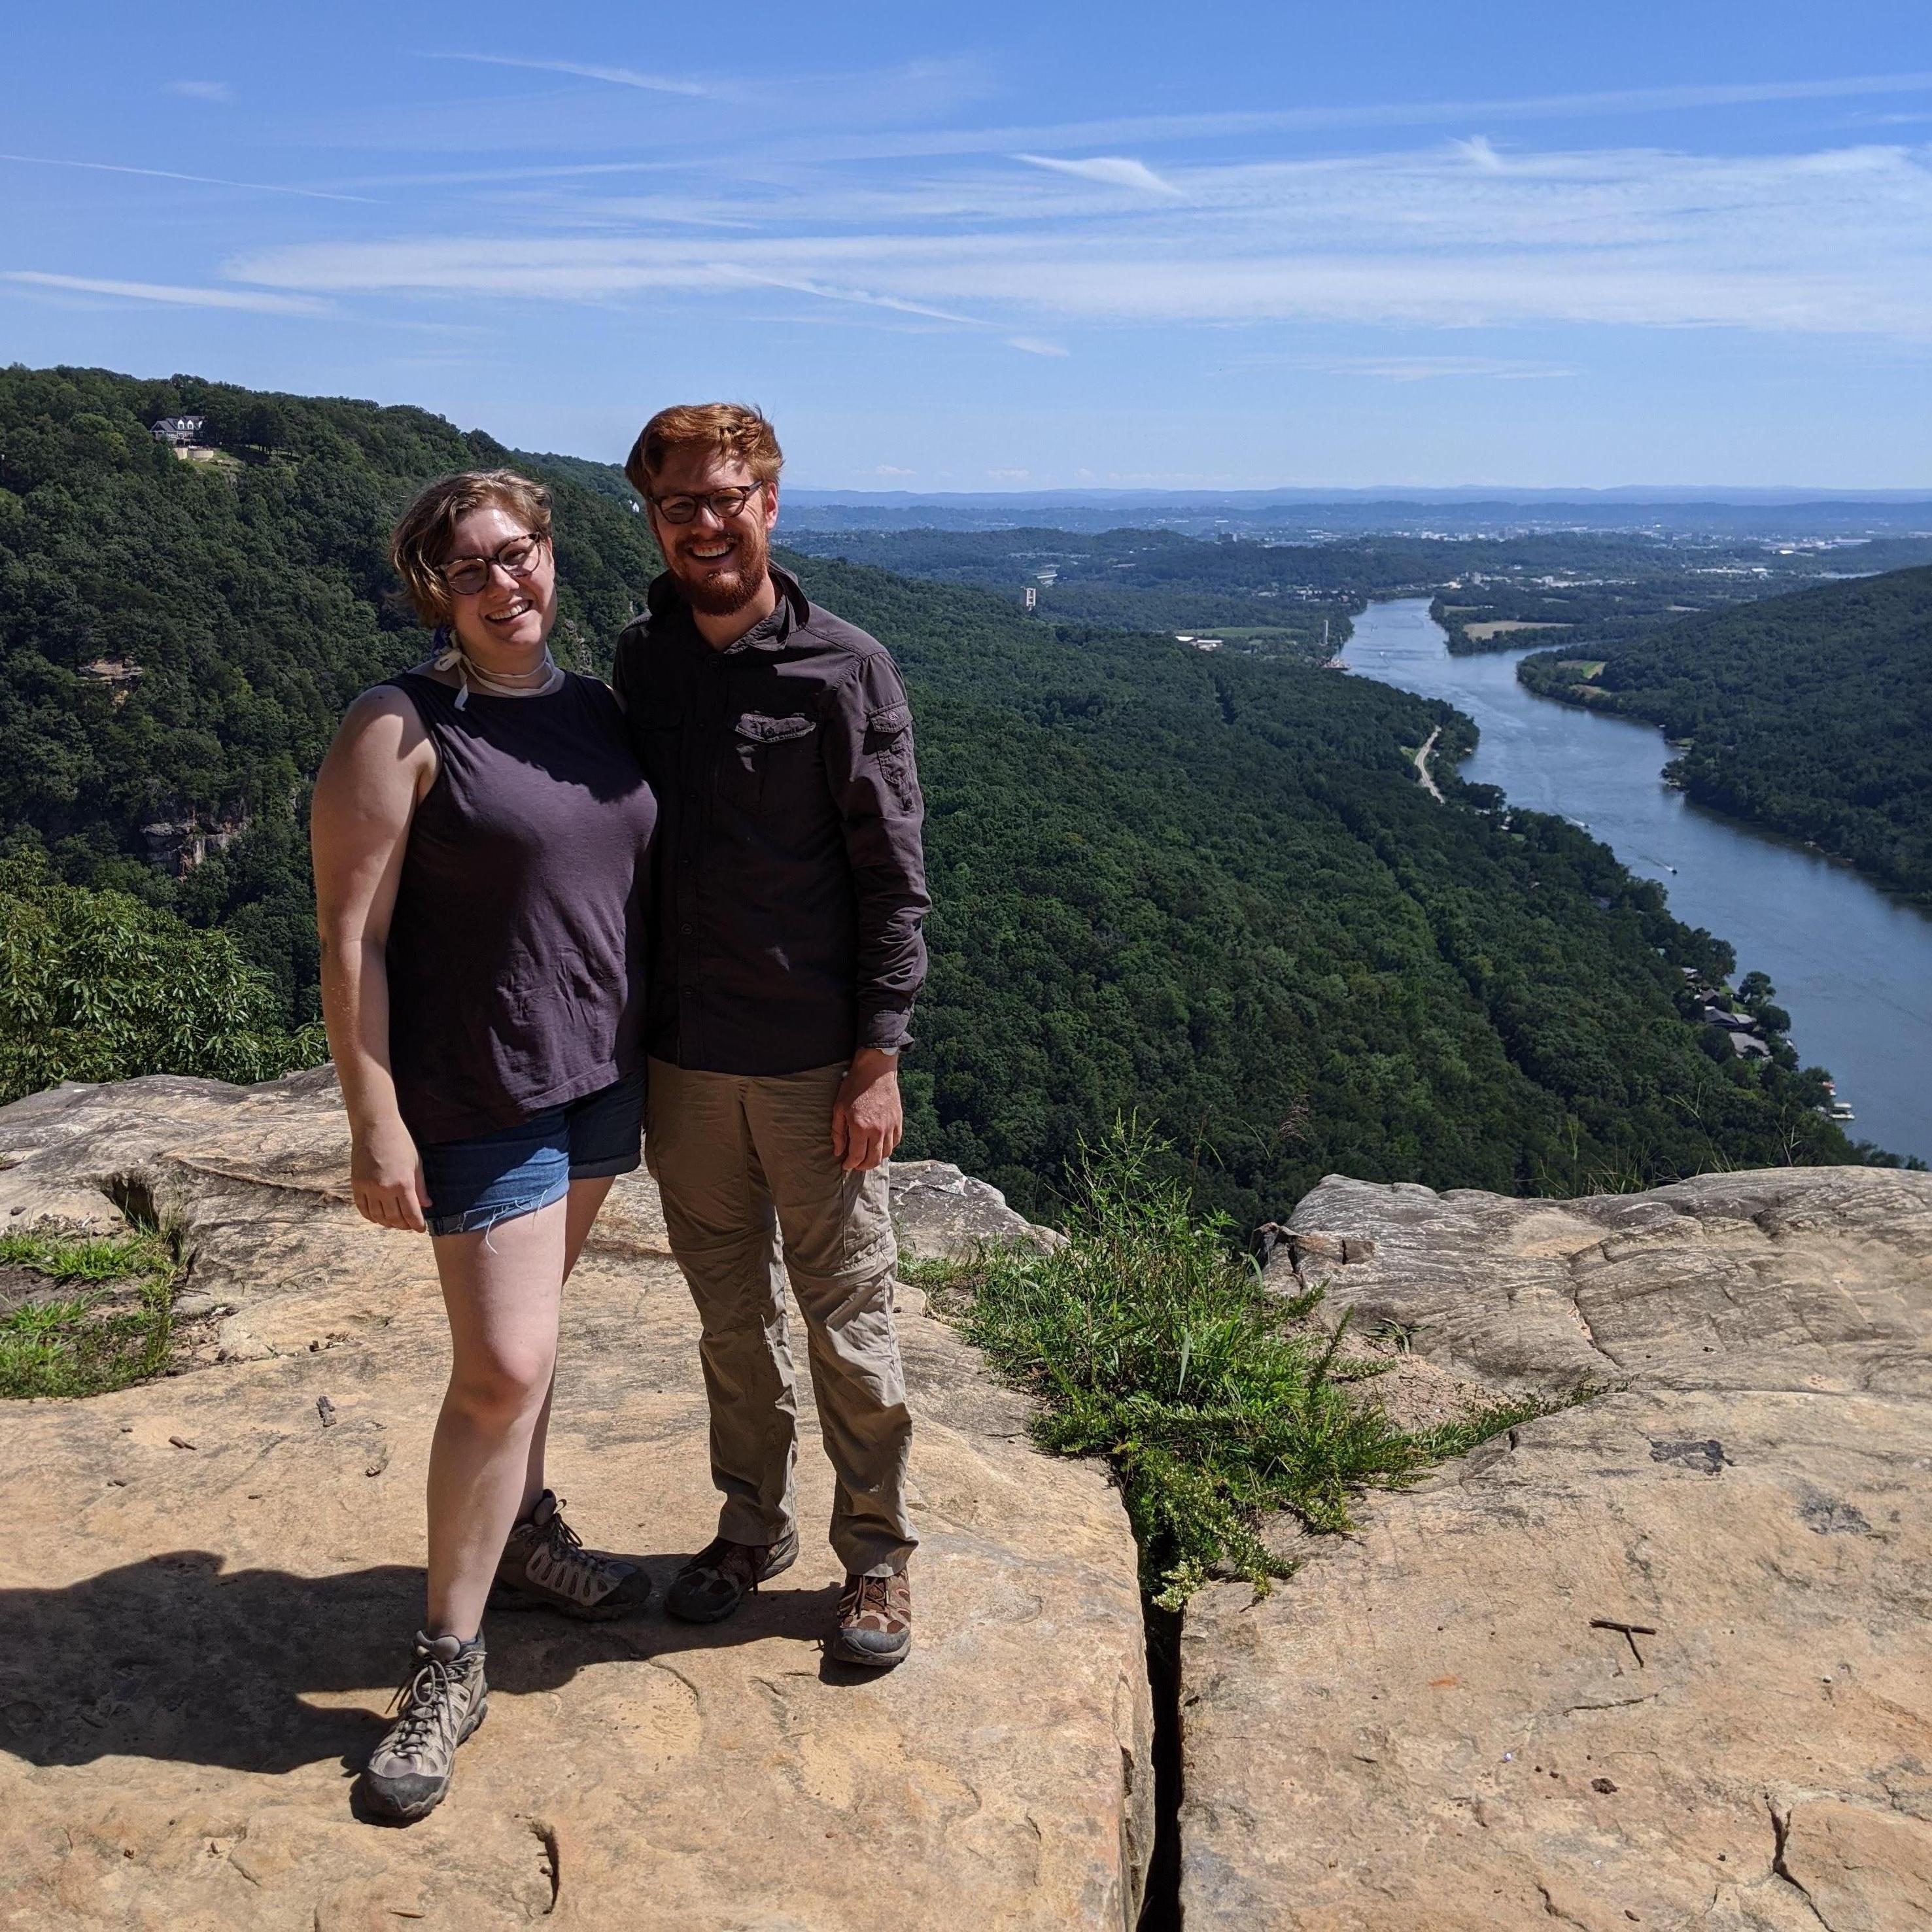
[382, 670, 658, 1144]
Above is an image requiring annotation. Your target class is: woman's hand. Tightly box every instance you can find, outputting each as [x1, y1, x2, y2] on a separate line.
[352, 1116, 430, 1232]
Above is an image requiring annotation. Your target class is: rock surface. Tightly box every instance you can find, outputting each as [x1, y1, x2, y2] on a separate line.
[1182, 1167, 1932, 1931]
[0, 1073, 1151, 1931]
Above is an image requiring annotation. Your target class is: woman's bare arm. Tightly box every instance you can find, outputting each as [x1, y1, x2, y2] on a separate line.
[311, 689, 436, 1231]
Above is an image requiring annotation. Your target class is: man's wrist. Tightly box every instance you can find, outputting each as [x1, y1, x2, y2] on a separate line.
[851, 1045, 899, 1076]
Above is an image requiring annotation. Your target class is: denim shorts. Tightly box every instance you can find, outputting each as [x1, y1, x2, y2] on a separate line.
[419, 1069, 645, 1237]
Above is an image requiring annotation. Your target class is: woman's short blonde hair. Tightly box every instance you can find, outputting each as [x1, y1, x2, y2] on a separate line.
[390, 469, 553, 625]
[624, 403, 783, 498]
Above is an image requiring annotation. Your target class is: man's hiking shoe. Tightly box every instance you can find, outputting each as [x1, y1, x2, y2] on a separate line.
[833, 1570, 912, 1668]
[665, 1529, 799, 1623]
[491, 1490, 649, 1620]
[360, 1632, 487, 1822]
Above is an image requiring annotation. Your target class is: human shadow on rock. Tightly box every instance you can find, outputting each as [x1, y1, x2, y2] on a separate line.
[0, 1549, 844, 1774]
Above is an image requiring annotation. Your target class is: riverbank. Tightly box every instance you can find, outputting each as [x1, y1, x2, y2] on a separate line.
[1345, 599, 1932, 1166]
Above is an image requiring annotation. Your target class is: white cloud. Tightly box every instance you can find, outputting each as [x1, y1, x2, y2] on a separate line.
[1450, 135, 1504, 171]
[1007, 335, 1070, 356]
[165, 80, 233, 103]
[4, 271, 330, 315]
[224, 138, 1932, 341]
[0, 150, 370, 203]
[1014, 153, 1182, 196]
[986, 468, 1031, 481]
[1300, 355, 1573, 381]
[417, 53, 710, 97]
[873, 464, 914, 476]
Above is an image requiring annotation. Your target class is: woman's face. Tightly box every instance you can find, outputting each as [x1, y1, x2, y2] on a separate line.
[441, 502, 559, 659]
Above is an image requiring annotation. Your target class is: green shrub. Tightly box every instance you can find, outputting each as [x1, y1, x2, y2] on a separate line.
[917, 1122, 1544, 1607]
[0, 852, 325, 1104]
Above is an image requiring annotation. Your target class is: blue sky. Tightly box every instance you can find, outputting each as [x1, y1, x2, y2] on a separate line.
[5, 1, 1932, 490]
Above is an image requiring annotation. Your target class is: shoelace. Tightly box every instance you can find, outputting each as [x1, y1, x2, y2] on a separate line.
[845, 1576, 896, 1623]
[385, 1653, 464, 1754]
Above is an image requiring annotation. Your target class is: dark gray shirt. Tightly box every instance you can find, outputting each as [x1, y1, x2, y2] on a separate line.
[383, 671, 657, 1141]
[611, 565, 929, 1076]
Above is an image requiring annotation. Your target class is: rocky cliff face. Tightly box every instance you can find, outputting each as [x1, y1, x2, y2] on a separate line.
[0, 1072, 1152, 1932]
[1181, 1168, 1932, 1932]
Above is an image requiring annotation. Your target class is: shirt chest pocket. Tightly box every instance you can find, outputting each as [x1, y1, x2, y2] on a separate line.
[721, 710, 818, 818]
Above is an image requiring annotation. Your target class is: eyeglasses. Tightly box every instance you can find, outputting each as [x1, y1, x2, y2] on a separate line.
[437, 532, 547, 597]
[649, 481, 767, 525]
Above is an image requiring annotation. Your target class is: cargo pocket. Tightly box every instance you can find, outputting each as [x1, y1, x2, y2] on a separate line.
[721, 710, 818, 816]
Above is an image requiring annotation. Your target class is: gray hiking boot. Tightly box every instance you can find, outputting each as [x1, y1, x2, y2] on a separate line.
[665, 1528, 800, 1623]
[492, 1490, 649, 1620]
[360, 1632, 487, 1822]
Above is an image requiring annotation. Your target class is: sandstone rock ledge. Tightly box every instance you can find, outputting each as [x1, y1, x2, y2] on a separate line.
[0, 1073, 1152, 1932]
[1181, 1169, 1932, 1932]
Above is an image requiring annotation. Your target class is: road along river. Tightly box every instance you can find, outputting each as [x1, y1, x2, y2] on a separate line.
[1343, 598, 1932, 1165]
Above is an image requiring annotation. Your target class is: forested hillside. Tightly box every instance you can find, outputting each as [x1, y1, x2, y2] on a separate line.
[1518, 567, 1932, 906]
[0, 366, 1869, 1221]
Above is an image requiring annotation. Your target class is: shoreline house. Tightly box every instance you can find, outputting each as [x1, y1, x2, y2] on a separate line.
[150, 415, 207, 447]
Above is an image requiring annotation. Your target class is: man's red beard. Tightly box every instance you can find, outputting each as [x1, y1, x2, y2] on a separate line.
[667, 519, 771, 617]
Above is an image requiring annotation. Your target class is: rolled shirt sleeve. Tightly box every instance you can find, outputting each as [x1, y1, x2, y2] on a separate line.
[821, 652, 931, 1053]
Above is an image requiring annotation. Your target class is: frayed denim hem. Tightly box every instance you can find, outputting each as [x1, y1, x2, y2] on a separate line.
[424, 1176, 570, 1240]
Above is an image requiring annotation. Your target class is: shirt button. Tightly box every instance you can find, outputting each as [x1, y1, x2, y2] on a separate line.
[679, 923, 692, 935]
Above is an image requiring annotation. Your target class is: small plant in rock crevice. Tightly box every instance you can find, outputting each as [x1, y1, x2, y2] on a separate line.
[912, 1120, 1549, 1608]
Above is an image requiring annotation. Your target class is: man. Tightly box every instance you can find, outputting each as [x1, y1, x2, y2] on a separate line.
[612, 404, 928, 1667]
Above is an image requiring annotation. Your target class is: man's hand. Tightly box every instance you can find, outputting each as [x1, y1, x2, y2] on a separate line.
[351, 1114, 430, 1232]
[831, 1048, 903, 1172]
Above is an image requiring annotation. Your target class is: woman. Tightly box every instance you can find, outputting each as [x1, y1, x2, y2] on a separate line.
[311, 469, 657, 1823]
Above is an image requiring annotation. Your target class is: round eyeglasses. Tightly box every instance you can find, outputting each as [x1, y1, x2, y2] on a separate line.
[649, 481, 767, 525]
[437, 532, 547, 598]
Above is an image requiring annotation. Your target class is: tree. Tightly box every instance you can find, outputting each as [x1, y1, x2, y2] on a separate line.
[0, 854, 324, 1103]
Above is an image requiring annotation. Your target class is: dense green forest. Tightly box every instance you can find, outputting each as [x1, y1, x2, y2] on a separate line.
[1518, 567, 1932, 907]
[780, 523, 1927, 664]
[0, 365, 1875, 1222]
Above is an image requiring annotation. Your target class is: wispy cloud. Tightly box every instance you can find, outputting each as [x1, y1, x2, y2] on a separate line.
[873, 464, 914, 477]
[1450, 135, 1505, 171]
[1007, 336, 1071, 356]
[1300, 355, 1574, 381]
[0, 151, 372, 203]
[1014, 153, 1182, 196]
[164, 80, 233, 103]
[4, 271, 330, 315]
[418, 52, 711, 98]
[228, 139, 1932, 341]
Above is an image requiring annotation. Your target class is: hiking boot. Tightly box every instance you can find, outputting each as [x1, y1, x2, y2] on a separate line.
[834, 1569, 912, 1668]
[360, 1632, 487, 1823]
[491, 1491, 649, 1620]
[664, 1528, 799, 1623]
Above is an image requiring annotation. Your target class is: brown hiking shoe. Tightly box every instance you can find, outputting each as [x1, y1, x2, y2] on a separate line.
[834, 1570, 912, 1668]
[492, 1491, 649, 1620]
[360, 1632, 487, 1822]
[665, 1528, 799, 1624]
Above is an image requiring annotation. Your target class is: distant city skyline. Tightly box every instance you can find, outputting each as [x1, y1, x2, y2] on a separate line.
[5, 1, 1931, 489]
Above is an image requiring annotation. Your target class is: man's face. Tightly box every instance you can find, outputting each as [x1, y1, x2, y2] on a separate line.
[646, 447, 780, 617]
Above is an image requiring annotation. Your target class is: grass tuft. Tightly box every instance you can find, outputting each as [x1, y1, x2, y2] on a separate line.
[913, 1120, 1575, 1608]
[0, 1227, 181, 1399]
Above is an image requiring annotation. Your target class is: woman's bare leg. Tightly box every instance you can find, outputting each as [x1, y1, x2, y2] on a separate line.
[424, 1198, 569, 1640]
[519, 1177, 615, 1511]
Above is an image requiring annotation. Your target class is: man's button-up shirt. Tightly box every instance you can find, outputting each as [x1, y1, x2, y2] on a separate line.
[611, 564, 930, 1077]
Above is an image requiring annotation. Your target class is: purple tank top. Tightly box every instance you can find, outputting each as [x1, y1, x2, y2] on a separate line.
[383, 670, 658, 1143]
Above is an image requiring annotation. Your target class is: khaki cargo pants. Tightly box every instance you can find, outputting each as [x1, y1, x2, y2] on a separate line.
[645, 1058, 916, 1578]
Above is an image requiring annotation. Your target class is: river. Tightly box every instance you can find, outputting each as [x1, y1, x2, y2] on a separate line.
[1342, 598, 1932, 1165]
